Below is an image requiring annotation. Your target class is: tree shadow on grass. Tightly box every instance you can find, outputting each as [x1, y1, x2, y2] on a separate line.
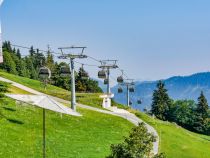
[77, 95, 85, 98]
[201, 137, 210, 142]
[7, 118, 24, 125]
[3, 107, 16, 112]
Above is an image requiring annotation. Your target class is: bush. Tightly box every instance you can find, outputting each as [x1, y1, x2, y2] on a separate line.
[107, 122, 165, 158]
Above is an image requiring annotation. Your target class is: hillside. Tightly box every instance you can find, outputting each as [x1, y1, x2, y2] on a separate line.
[1, 71, 210, 158]
[0, 84, 134, 157]
[113, 72, 210, 110]
[133, 110, 210, 158]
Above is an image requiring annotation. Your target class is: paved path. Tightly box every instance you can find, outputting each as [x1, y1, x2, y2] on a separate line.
[0, 76, 159, 155]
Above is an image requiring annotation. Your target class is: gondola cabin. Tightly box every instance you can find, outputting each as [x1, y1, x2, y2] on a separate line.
[137, 99, 142, 104]
[38, 67, 51, 79]
[81, 70, 89, 80]
[117, 76, 123, 83]
[118, 87, 123, 93]
[104, 79, 108, 85]
[98, 70, 106, 79]
[60, 66, 71, 77]
[129, 87, 135, 93]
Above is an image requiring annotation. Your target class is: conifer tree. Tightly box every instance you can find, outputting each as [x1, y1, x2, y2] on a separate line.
[16, 49, 21, 59]
[193, 91, 210, 134]
[151, 81, 172, 120]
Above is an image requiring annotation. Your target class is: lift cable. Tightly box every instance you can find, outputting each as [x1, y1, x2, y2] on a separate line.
[74, 60, 99, 67]
[10, 44, 61, 55]
[87, 55, 101, 63]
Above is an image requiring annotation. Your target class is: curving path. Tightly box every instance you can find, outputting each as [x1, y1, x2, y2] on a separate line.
[0, 76, 159, 155]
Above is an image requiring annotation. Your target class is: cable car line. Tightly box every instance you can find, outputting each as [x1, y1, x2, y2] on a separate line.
[87, 55, 101, 63]
[74, 60, 99, 67]
[10, 44, 61, 55]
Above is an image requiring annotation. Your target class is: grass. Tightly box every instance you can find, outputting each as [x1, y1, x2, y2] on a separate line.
[0, 97, 134, 158]
[3, 70, 210, 158]
[0, 70, 124, 109]
[8, 85, 32, 94]
[0, 70, 71, 99]
[133, 110, 210, 158]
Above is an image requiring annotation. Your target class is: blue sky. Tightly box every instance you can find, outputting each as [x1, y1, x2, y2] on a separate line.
[1, 0, 210, 82]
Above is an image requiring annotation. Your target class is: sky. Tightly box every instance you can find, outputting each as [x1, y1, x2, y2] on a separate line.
[1, 0, 210, 83]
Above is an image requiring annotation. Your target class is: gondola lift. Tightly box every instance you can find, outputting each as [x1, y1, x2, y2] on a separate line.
[98, 69, 106, 79]
[38, 67, 51, 79]
[137, 99, 142, 104]
[118, 87, 123, 93]
[117, 76, 123, 83]
[117, 70, 124, 83]
[104, 79, 108, 85]
[129, 87, 135, 93]
[80, 65, 89, 80]
[60, 66, 71, 77]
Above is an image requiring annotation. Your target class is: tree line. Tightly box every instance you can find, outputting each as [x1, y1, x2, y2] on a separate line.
[0, 41, 102, 93]
[151, 81, 210, 135]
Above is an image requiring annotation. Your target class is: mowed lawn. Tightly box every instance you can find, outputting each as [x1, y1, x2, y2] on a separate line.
[134, 111, 210, 158]
[0, 96, 134, 158]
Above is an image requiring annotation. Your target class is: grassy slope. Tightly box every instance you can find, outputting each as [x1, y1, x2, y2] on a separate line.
[0, 70, 122, 109]
[2, 71, 210, 158]
[134, 111, 210, 158]
[8, 85, 33, 94]
[0, 96, 133, 157]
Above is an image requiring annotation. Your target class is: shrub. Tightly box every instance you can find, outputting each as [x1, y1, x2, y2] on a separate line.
[107, 122, 165, 158]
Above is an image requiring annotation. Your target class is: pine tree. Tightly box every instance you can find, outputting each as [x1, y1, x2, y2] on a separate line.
[34, 49, 46, 68]
[193, 91, 210, 134]
[19, 60, 29, 77]
[16, 49, 21, 59]
[25, 57, 38, 79]
[29, 46, 35, 57]
[2, 51, 17, 75]
[151, 81, 172, 120]
[196, 91, 208, 118]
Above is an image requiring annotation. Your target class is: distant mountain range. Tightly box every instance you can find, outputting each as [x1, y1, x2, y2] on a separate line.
[110, 72, 210, 111]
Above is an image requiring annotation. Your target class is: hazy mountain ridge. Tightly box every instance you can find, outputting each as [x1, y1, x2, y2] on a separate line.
[112, 72, 210, 110]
